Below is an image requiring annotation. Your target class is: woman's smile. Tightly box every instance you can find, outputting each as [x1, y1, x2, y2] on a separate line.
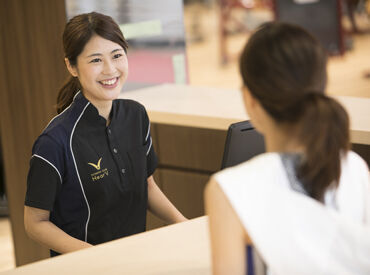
[99, 77, 119, 88]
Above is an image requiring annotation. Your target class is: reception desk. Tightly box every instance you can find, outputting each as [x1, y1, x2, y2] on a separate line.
[119, 84, 370, 229]
[121, 84, 370, 144]
[1, 217, 211, 275]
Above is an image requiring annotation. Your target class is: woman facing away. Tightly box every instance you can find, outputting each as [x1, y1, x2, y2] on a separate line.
[24, 12, 186, 256]
[205, 22, 370, 275]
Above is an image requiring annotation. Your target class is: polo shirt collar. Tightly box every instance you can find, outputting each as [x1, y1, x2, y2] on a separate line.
[73, 91, 116, 127]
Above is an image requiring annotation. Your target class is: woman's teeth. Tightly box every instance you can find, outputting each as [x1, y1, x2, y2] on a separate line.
[100, 78, 117, 85]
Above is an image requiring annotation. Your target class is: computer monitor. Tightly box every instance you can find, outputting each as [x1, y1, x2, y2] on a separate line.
[221, 120, 265, 169]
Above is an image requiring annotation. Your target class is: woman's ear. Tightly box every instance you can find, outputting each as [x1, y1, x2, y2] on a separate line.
[64, 58, 78, 77]
[242, 86, 257, 117]
[242, 86, 265, 133]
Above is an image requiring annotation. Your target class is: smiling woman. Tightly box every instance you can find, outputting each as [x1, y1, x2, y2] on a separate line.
[64, 35, 129, 120]
[24, 12, 187, 257]
[56, 12, 128, 115]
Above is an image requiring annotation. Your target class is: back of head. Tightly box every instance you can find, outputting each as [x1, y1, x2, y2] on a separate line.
[240, 22, 350, 201]
[57, 12, 128, 114]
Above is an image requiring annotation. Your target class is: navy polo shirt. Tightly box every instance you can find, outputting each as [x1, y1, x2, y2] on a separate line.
[25, 91, 157, 255]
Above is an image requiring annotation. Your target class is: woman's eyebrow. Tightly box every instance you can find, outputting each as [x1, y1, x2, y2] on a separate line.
[86, 53, 102, 58]
[111, 48, 123, 54]
[86, 49, 123, 58]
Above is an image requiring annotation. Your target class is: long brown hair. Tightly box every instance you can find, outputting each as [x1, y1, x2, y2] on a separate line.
[57, 12, 128, 113]
[240, 22, 350, 201]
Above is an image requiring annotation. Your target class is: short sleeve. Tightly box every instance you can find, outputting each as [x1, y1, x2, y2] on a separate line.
[25, 135, 64, 211]
[25, 156, 61, 210]
[141, 106, 158, 177]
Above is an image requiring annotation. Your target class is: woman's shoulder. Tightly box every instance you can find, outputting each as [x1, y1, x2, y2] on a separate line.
[338, 151, 369, 189]
[337, 150, 369, 191]
[33, 109, 76, 155]
[214, 152, 284, 190]
[32, 131, 66, 157]
[41, 100, 86, 138]
[341, 151, 368, 172]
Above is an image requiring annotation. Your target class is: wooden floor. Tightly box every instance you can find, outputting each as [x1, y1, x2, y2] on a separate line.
[1, 2, 369, 273]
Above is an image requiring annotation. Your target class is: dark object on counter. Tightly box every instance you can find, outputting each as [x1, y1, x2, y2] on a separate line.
[222, 120, 265, 169]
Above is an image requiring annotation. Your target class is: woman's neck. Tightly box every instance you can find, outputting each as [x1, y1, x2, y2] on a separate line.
[263, 121, 304, 154]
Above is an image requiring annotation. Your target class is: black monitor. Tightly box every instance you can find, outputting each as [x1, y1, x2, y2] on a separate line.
[221, 120, 265, 169]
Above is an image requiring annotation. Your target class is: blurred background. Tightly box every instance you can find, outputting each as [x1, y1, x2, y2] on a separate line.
[184, 0, 370, 97]
[1, 0, 369, 271]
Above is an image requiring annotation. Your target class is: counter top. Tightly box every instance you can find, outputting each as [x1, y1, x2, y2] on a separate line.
[1, 217, 211, 275]
[121, 84, 248, 130]
[121, 84, 370, 144]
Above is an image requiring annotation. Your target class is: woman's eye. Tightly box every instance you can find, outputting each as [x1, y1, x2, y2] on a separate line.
[89, 58, 101, 63]
[113, 53, 122, 59]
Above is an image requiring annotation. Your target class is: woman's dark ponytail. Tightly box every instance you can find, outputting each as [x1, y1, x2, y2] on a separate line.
[296, 94, 350, 201]
[240, 22, 351, 201]
[56, 76, 81, 114]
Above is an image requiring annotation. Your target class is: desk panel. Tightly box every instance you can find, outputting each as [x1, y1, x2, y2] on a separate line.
[160, 168, 210, 219]
[154, 123, 226, 172]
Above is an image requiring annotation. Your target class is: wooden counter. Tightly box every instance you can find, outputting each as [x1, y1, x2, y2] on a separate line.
[1, 217, 211, 275]
[121, 84, 247, 131]
[121, 84, 370, 145]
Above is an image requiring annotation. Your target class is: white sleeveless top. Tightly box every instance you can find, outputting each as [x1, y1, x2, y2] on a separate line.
[215, 151, 370, 275]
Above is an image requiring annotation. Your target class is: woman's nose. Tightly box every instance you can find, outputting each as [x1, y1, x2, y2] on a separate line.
[102, 60, 116, 74]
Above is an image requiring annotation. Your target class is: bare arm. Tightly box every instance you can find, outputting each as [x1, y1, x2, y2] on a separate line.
[147, 175, 187, 224]
[24, 206, 92, 254]
[205, 177, 251, 275]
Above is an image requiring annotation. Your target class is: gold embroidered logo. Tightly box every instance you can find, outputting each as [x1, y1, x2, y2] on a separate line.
[88, 157, 102, 170]
[88, 157, 108, 182]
